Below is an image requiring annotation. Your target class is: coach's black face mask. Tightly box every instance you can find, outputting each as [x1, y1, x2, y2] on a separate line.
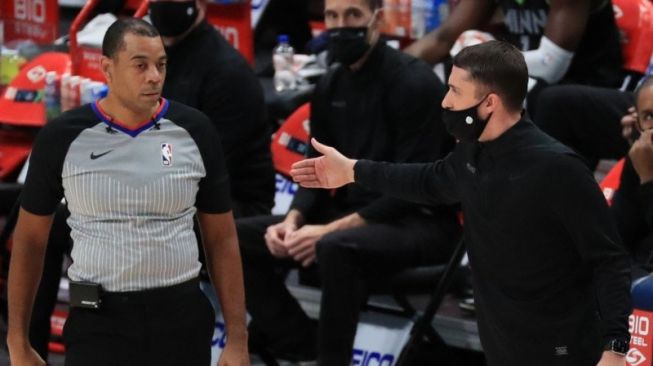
[150, 1, 198, 37]
[442, 96, 492, 142]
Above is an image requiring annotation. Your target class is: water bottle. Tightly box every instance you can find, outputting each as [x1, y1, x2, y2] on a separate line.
[68, 76, 82, 110]
[60, 74, 72, 112]
[43, 71, 61, 121]
[88, 81, 108, 104]
[273, 34, 297, 92]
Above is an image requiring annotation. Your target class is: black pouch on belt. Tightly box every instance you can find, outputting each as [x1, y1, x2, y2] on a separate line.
[69, 281, 102, 309]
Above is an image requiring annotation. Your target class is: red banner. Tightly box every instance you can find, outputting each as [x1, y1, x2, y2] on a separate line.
[628, 310, 653, 366]
[73, 48, 106, 82]
[205, 2, 254, 65]
[0, 0, 58, 44]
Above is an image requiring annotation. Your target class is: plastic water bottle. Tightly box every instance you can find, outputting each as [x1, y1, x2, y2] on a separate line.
[60, 74, 72, 112]
[68, 76, 82, 110]
[43, 71, 61, 121]
[80, 79, 106, 106]
[273, 35, 297, 92]
[410, 0, 450, 38]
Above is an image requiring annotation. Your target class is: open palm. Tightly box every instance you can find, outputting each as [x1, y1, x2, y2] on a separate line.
[290, 138, 356, 189]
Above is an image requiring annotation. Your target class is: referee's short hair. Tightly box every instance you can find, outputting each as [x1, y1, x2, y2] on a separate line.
[102, 18, 160, 59]
[453, 40, 528, 112]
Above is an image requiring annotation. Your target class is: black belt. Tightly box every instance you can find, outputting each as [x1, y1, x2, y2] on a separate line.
[99, 277, 200, 307]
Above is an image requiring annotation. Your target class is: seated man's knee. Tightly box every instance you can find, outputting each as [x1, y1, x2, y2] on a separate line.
[235, 215, 278, 260]
[316, 232, 357, 264]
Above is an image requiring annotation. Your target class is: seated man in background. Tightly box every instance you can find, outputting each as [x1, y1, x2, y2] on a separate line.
[237, 0, 461, 364]
[518, 0, 653, 170]
[611, 77, 653, 279]
[406, 0, 623, 89]
[531, 84, 634, 170]
[151, 0, 275, 217]
[530, 59, 650, 170]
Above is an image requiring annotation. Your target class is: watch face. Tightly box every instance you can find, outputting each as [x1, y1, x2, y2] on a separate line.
[607, 339, 629, 354]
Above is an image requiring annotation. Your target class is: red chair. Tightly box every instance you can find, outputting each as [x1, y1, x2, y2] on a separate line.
[613, 0, 653, 74]
[599, 159, 626, 206]
[270, 102, 311, 177]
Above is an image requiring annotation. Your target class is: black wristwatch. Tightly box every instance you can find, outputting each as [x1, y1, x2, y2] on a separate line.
[604, 339, 629, 356]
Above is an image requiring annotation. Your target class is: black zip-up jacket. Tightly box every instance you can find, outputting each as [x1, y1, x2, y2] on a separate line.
[290, 42, 456, 222]
[355, 119, 631, 366]
[163, 20, 275, 216]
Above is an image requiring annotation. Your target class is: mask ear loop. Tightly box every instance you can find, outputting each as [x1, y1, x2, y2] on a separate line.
[368, 9, 380, 27]
[366, 7, 385, 34]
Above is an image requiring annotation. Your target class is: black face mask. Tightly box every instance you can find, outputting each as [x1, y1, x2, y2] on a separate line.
[442, 97, 492, 142]
[326, 27, 370, 65]
[150, 1, 198, 37]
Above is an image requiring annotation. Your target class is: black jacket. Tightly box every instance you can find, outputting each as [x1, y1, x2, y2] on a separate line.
[163, 20, 275, 216]
[291, 42, 456, 222]
[355, 119, 631, 366]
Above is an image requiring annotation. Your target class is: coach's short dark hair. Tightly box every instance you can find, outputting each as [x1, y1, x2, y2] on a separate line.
[102, 18, 160, 58]
[453, 41, 528, 112]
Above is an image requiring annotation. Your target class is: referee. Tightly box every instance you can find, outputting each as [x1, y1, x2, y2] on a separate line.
[6, 19, 248, 366]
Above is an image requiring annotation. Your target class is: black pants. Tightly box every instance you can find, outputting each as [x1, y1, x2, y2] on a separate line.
[532, 85, 634, 169]
[31, 198, 267, 361]
[63, 279, 214, 366]
[237, 211, 460, 366]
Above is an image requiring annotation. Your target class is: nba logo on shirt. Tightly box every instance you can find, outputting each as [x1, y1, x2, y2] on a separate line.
[161, 143, 173, 166]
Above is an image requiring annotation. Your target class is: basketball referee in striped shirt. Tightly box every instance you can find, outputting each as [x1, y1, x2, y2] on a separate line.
[6, 18, 249, 366]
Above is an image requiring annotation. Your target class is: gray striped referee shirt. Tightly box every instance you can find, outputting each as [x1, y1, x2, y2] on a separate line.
[21, 98, 231, 291]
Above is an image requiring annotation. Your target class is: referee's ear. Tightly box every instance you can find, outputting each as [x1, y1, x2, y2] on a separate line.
[101, 55, 113, 83]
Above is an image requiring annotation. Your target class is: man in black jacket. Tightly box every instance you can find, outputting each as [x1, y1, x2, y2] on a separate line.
[611, 77, 653, 279]
[292, 41, 632, 366]
[237, 0, 461, 364]
[150, 0, 275, 217]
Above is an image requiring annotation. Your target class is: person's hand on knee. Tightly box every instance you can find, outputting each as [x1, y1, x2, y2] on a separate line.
[264, 220, 299, 258]
[285, 225, 330, 267]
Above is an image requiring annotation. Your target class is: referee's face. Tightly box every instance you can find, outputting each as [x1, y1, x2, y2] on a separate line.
[105, 33, 167, 114]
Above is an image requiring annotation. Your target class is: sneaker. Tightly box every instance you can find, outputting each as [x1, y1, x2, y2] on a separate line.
[458, 296, 475, 314]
